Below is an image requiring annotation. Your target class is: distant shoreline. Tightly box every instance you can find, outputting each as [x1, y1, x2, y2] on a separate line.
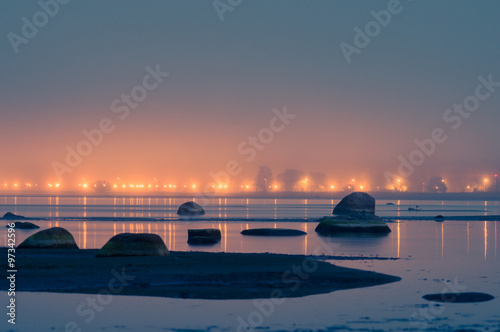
[1, 191, 499, 201]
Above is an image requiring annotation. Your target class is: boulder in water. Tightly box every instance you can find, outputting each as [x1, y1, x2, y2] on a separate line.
[315, 213, 391, 234]
[188, 229, 221, 245]
[333, 192, 375, 215]
[2, 212, 26, 220]
[241, 228, 307, 236]
[18, 227, 78, 249]
[96, 233, 169, 257]
[6, 221, 39, 229]
[177, 202, 205, 216]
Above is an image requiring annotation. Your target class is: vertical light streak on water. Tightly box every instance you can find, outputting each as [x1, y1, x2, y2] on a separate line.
[246, 198, 249, 219]
[224, 198, 228, 219]
[304, 199, 308, 218]
[113, 223, 117, 236]
[219, 198, 222, 219]
[274, 199, 277, 220]
[148, 223, 151, 234]
[78, 222, 81, 246]
[83, 222, 87, 249]
[397, 222, 400, 259]
[224, 223, 227, 253]
[484, 221, 488, 260]
[397, 200, 400, 218]
[55, 196, 59, 218]
[168, 223, 172, 250]
[113, 197, 117, 218]
[173, 223, 176, 250]
[83, 196, 87, 218]
[495, 221, 497, 258]
[94, 223, 96, 248]
[122, 223, 125, 234]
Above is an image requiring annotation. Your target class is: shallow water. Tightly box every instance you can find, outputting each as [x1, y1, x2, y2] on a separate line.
[1, 196, 499, 331]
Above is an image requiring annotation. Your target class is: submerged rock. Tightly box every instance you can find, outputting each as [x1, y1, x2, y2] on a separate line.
[18, 227, 78, 249]
[188, 229, 221, 245]
[2, 212, 26, 220]
[434, 215, 445, 221]
[241, 228, 307, 236]
[315, 213, 391, 234]
[177, 202, 205, 216]
[423, 292, 494, 303]
[96, 233, 169, 257]
[386, 202, 395, 206]
[7, 221, 39, 229]
[333, 192, 375, 215]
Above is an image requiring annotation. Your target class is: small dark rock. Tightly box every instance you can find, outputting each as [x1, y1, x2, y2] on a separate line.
[386, 203, 395, 206]
[2, 212, 26, 220]
[188, 229, 221, 245]
[6, 221, 39, 229]
[241, 228, 307, 236]
[423, 292, 494, 303]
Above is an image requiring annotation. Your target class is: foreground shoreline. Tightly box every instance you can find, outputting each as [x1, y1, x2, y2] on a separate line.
[0, 249, 400, 300]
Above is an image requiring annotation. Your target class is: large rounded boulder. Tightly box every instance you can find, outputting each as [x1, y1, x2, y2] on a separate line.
[188, 229, 221, 245]
[177, 202, 205, 216]
[18, 227, 79, 249]
[315, 213, 391, 235]
[333, 192, 375, 215]
[96, 233, 169, 257]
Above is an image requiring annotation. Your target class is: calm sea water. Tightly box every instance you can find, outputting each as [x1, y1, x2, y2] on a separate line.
[1, 196, 499, 331]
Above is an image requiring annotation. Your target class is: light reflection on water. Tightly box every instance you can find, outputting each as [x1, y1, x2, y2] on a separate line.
[1, 196, 499, 219]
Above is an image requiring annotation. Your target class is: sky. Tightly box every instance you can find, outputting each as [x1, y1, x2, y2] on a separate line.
[1, 0, 499, 192]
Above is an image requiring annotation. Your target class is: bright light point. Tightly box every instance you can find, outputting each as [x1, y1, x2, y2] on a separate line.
[274, 185, 278, 189]
[192, 185, 196, 188]
[148, 185, 152, 188]
[331, 185, 334, 189]
[397, 179, 401, 183]
[55, 184, 60, 187]
[219, 185, 222, 188]
[123, 185, 126, 188]
[246, 185, 250, 189]
[360, 186, 364, 189]
[169, 185, 172, 188]
[83, 184, 88, 188]
[14, 184, 18, 187]
[351, 179, 355, 182]
[114, 185, 117, 188]
[224, 185, 228, 188]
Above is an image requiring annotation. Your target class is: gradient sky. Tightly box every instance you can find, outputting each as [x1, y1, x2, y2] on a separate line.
[1, 0, 499, 190]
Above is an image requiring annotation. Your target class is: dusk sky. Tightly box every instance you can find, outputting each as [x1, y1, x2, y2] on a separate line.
[1, 0, 499, 191]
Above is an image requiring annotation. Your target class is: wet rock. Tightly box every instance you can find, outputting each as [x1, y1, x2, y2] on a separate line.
[177, 202, 205, 216]
[315, 213, 391, 234]
[386, 202, 395, 206]
[333, 192, 375, 215]
[6, 221, 39, 229]
[18, 227, 78, 249]
[188, 229, 221, 245]
[423, 292, 494, 303]
[434, 215, 445, 221]
[96, 233, 169, 257]
[2, 212, 26, 220]
[241, 228, 307, 236]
